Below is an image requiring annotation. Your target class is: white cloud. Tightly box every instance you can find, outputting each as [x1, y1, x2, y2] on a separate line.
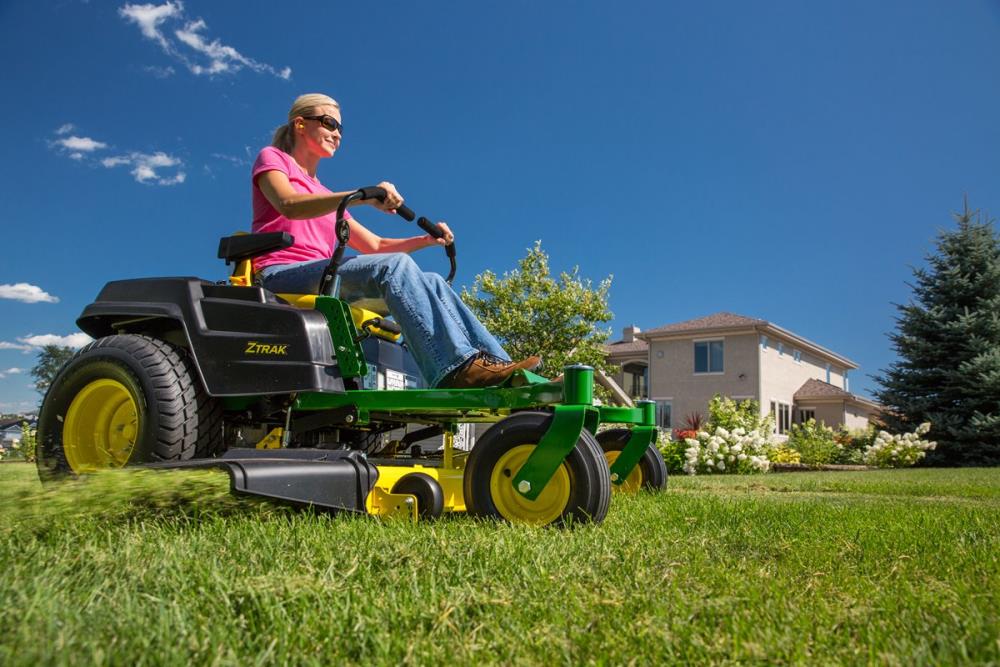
[0, 400, 38, 413]
[56, 123, 75, 135]
[18, 333, 93, 349]
[120, 2, 291, 80]
[0, 368, 25, 380]
[101, 151, 186, 186]
[119, 1, 183, 52]
[56, 135, 108, 152]
[0, 342, 32, 352]
[144, 64, 176, 78]
[211, 152, 248, 167]
[0, 283, 59, 304]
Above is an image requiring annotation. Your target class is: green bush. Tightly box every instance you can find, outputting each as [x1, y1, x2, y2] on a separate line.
[786, 419, 839, 466]
[656, 432, 686, 474]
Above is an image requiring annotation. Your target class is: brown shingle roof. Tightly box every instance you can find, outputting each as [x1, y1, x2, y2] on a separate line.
[603, 339, 648, 355]
[643, 312, 767, 335]
[794, 378, 852, 399]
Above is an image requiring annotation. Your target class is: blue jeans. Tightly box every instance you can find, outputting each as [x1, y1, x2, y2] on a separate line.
[257, 254, 511, 387]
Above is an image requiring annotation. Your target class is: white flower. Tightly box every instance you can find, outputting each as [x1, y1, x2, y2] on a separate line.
[716, 460, 726, 471]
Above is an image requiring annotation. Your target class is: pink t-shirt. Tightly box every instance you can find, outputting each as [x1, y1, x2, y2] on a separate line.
[250, 146, 352, 271]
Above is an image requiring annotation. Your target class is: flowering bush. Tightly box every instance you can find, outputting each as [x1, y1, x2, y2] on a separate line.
[0, 422, 37, 463]
[683, 426, 772, 475]
[786, 419, 840, 466]
[863, 422, 936, 468]
[769, 445, 801, 464]
[672, 428, 697, 442]
[706, 395, 774, 435]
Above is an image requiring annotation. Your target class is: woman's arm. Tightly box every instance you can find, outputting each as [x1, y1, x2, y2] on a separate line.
[256, 170, 402, 220]
[347, 218, 450, 254]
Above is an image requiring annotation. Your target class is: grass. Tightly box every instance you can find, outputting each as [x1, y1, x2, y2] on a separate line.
[1, 463, 998, 665]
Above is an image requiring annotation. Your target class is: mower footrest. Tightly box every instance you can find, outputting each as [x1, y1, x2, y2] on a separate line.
[152, 448, 379, 513]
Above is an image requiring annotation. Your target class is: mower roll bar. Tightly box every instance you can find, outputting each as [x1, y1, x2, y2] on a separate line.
[318, 187, 457, 297]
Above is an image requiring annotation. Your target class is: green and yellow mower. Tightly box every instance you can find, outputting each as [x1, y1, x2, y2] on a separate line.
[36, 188, 666, 526]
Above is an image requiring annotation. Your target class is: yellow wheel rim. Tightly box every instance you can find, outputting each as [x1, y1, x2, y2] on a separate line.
[604, 450, 643, 493]
[63, 379, 140, 473]
[490, 444, 571, 525]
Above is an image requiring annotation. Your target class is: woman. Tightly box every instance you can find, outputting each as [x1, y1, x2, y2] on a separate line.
[251, 94, 539, 389]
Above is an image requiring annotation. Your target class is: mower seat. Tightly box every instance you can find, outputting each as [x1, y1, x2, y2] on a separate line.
[218, 232, 402, 343]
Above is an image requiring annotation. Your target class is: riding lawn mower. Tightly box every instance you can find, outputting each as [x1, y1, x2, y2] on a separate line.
[36, 188, 667, 526]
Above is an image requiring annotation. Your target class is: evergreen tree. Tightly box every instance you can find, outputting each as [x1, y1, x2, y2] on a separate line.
[875, 202, 1000, 465]
[461, 241, 615, 377]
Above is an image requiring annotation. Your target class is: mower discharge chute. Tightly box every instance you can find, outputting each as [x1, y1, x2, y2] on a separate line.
[36, 188, 666, 526]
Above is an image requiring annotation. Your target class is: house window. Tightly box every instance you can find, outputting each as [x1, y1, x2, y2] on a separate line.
[797, 408, 815, 423]
[844, 370, 850, 392]
[655, 400, 672, 428]
[760, 335, 769, 350]
[694, 339, 724, 374]
[777, 342, 784, 356]
[772, 401, 791, 434]
[793, 349, 802, 363]
[825, 363, 831, 384]
[622, 362, 648, 400]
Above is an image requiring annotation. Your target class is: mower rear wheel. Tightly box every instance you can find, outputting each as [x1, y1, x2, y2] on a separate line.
[597, 428, 668, 492]
[464, 411, 611, 526]
[36, 334, 222, 481]
[391, 473, 445, 519]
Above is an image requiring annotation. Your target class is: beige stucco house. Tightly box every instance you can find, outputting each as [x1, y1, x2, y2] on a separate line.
[604, 312, 881, 435]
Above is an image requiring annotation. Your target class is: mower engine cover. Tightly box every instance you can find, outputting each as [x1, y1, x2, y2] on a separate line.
[76, 278, 345, 396]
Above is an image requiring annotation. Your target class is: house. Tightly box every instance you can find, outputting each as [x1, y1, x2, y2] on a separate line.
[1, 417, 34, 446]
[603, 312, 881, 434]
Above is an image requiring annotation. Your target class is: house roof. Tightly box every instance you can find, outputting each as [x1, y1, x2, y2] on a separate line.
[794, 378, 882, 412]
[643, 312, 768, 335]
[638, 311, 857, 369]
[602, 339, 649, 356]
[794, 378, 852, 399]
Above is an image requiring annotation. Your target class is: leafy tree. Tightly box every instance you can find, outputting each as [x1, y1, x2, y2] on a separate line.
[461, 241, 615, 377]
[31, 345, 75, 394]
[874, 202, 1000, 466]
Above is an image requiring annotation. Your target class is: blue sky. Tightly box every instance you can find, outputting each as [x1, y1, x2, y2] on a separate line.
[1, 1, 999, 412]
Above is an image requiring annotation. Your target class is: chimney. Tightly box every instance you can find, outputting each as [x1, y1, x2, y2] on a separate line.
[623, 325, 641, 343]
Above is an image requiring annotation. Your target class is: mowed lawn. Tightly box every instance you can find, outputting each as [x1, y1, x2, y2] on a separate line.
[1, 463, 998, 665]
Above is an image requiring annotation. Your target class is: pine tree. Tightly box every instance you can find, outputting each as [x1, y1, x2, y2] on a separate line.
[875, 202, 1000, 465]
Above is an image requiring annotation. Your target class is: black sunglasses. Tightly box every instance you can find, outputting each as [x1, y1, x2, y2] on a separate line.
[301, 115, 343, 133]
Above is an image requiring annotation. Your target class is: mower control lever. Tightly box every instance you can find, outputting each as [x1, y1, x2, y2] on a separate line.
[357, 186, 415, 221]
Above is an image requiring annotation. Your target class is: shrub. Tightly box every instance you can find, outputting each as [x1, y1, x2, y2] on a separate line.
[0, 422, 37, 463]
[833, 426, 875, 464]
[863, 422, 937, 468]
[770, 446, 801, 464]
[706, 395, 775, 435]
[786, 419, 839, 466]
[656, 434, 687, 474]
[683, 426, 771, 475]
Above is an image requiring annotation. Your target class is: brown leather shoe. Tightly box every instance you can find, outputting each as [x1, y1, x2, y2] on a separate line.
[439, 353, 542, 389]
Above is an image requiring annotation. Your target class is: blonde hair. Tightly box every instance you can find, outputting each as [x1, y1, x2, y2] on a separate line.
[271, 93, 340, 154]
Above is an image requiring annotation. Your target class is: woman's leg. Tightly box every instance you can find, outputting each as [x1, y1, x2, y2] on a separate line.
[422, 270, 510, 361]
[256, 259, 329, 294]
[336, 253, 487, 387]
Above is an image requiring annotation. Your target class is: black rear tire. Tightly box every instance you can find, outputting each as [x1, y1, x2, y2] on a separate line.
[36, 334, 222, 481]
[464, 411, 611, 526]
[597, 428, 668, 492]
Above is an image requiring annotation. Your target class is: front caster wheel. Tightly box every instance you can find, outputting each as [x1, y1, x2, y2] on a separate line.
[391, 473, 445, 519]
[464, 411, 611, 526]
[597, 428, 668, 492]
